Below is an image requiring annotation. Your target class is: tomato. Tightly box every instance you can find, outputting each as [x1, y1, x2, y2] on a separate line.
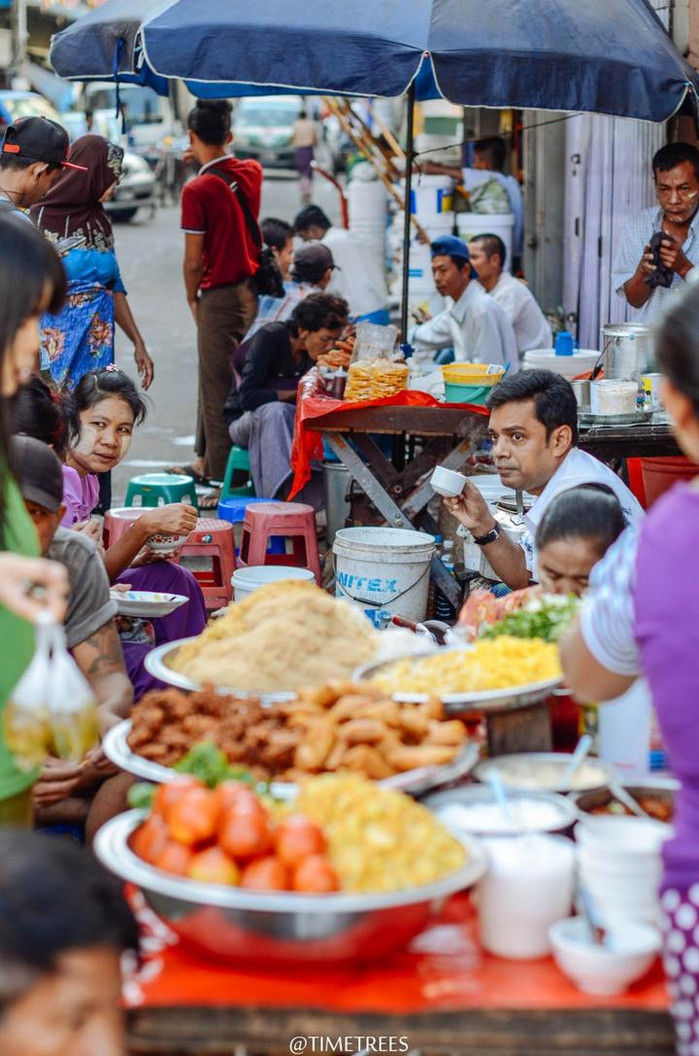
[240, 856, 288, 891]
[187, 846, 239, 886]
[152, 841, 193, 877]
[292, 855, 340, 894]
[153, 777, 204, 822]
[166, 787, 221, 846]
[218, 809, 274, 860]
[130, 815, 168, 865]
[213, 782, 258, 814]
[274, 815, 327, 867]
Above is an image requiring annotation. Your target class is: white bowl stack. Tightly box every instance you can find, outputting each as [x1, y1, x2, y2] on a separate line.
[576, 817, 671, 929]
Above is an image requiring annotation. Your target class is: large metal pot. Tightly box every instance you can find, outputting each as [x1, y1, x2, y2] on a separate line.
[600, 323, 655, 380]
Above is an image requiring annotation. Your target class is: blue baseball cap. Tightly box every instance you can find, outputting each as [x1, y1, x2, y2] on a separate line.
[430, 235, 478, 277]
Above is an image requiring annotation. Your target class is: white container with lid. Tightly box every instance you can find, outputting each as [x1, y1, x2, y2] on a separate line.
[590, 380, 638, 416]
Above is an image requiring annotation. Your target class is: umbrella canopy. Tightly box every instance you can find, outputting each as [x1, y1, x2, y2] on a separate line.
[52, 0, 699, 121]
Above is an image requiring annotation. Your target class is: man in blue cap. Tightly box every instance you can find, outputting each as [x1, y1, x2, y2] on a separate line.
[410, 234, 517, 369]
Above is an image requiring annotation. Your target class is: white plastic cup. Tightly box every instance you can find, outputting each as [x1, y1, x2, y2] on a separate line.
[477, 835, 576, 959]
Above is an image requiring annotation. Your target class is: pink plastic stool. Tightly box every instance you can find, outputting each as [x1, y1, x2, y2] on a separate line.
[175, 519, 236, 609]
[238, 502, 321, 585]
[103, 507, 141, 548]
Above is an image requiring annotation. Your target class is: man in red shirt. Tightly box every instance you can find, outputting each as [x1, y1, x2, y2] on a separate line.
[181, 100, 263, 491]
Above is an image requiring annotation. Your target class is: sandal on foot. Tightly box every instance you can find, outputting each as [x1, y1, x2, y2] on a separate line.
[198, 490, 221, 510]
[166, 463, 211, 486]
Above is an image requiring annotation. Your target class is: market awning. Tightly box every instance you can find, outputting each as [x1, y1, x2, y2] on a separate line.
[51, 0, 699, 121]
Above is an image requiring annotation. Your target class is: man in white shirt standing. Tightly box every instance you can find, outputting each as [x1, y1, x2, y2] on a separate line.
[468, 233, 552, 359]
[409, 235, 518, 369]
[293, 205, 389, 323]
[444, 370, 644, 588]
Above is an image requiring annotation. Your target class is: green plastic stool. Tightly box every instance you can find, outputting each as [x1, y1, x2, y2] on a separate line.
[220, 446, 256, 501]
[125, 473, 199, 510]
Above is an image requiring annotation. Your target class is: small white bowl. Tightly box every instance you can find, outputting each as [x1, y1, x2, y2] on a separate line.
[146, 533, 190, 554]
[550, 916, 661, 995]
[431, 465, 467, 498]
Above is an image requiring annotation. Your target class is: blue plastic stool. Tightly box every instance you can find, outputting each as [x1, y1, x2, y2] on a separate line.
[217, 497, 285, 554]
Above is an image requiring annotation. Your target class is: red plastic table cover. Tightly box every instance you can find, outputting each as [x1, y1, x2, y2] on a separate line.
[124, 892, 668, 1014]
[289, 390, 488, 499]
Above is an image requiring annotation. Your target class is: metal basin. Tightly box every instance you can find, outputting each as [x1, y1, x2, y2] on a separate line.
[95, 811, 487, 966]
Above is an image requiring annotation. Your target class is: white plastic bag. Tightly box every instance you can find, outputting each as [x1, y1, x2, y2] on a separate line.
[5, 613, 100, 770]
[46, 622, 100, 763]
[4, 611, 53, 771]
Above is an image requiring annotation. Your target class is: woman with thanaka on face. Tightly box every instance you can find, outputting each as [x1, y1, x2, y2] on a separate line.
[60, 368, 206, 666]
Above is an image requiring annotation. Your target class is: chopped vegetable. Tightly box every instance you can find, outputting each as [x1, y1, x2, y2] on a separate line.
[481, 594, 580, 643]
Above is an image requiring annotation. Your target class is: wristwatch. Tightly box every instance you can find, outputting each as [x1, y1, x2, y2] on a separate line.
[472, 522, 501, 546]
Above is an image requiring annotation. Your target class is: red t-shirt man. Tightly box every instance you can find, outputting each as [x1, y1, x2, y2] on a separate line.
[181, 156, 263, 289]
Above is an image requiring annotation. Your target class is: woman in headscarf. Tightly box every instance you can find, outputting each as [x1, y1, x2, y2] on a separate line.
[33, 135, 154, 392]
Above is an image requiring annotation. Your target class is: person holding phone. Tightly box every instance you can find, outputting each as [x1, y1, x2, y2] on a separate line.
[32, 135, 153, 392]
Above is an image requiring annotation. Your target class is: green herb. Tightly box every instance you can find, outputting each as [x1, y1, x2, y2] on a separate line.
[173, 741, 264, 792]
[481, 594, 580, 643]
[127, 782, 156, 811]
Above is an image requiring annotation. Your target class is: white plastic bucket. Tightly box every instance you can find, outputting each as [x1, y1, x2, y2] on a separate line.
[333, 527, 435, 628]
[523, 349, 600, 379]
[401, 175, 454, 216]
[457, 212, 514, 273]
[231, 565, 315, 603]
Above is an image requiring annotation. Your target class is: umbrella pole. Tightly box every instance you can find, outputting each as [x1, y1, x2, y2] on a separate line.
[400, 81, 416, 341]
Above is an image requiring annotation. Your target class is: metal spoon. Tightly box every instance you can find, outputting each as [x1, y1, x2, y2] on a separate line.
[607, 777, 651, 819]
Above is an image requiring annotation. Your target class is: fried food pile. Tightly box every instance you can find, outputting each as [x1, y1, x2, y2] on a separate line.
[169, 581, 379, 692]
[371, 636, 562, 696]
[317, 335, 355, 370]
[344, 360, 409, 402]
[281, 680, 467, 782]
[126, 681, 468, 783]
[295, 774, 467, 892]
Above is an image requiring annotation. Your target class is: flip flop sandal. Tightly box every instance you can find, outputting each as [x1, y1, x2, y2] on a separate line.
[166, 463, 211, 486]
[198, 491, 221, 510]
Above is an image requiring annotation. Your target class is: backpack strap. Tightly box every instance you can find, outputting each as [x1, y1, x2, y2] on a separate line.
[207, 166, 262, 252]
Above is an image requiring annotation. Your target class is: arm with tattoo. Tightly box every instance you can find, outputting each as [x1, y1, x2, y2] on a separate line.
[72, 619, 133, 733]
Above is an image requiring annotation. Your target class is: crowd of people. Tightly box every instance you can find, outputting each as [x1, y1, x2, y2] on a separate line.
[1, 99, 699, 1055]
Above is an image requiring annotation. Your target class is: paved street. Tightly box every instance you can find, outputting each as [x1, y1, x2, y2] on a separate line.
[111, 168, 343, 501]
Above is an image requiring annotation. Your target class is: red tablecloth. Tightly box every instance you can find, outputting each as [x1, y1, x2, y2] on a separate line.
[289, 390, 488, 499]
[125, 893, 668, 1015]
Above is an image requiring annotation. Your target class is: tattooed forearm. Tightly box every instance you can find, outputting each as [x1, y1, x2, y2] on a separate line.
[74, 621, 126, 680]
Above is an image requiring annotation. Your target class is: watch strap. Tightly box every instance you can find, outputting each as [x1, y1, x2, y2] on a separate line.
[472, 523, 501, 546]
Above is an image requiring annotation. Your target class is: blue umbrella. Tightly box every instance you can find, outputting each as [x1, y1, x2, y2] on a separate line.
[50, 0, 699, 334]
[52, 0, 699, 120]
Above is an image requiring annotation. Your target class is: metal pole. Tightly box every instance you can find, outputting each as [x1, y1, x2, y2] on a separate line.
[399, 80, 416, 341]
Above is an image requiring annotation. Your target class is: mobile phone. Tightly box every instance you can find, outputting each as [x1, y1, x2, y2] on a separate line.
[56, 235, 87, 256]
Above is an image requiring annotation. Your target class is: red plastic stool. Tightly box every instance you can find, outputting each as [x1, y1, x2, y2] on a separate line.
[238, 502, 321, 585]
[175, 519, 236, 609]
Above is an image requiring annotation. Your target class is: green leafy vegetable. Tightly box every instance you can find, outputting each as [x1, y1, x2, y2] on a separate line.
[127, 782, 156, 811]
[173, 741, 265, 792]
[481, 594, 580, 643]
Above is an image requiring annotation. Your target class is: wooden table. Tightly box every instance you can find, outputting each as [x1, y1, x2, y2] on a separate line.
[579, 421, 680, 461]
[128, 1002, 674, 1055]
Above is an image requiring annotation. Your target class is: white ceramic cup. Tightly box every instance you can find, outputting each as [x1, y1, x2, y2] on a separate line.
[477, 835, 576, 959]
[430, 465, 467, 498]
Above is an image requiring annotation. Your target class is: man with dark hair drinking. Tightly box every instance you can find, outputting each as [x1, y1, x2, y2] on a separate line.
[444, 370, 643, 589]
[613, 142, 699, 322]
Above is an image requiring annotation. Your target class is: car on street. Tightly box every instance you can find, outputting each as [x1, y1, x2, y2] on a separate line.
[232, 95, 302, 168]
[105, 150, 157, 223]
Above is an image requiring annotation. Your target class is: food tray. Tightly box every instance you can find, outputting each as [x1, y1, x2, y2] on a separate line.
[94, 810, 487, 965]
[143, 638, 297, 702]
[578, 408, 654, 427]
[354, 650, 562, 715]
[474, 752, 615, 793]
[103, 720, 480, 801]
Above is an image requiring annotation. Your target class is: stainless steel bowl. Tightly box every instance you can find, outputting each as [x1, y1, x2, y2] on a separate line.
[475, 752, 615, 793]
[573, 779, 678, 823]
[424, 785, 577, 837]
[95, 811, 487, 965]
[103, 721, 480, 801]
[354, 650, 562, 715]
[143, 638, 296, 701]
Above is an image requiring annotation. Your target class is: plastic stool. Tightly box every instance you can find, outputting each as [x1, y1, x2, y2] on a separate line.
[103, 507, 141, 548]
[221, 446, 255, 502]
[175, 519, 236, 609]
[238, 502, 321, 585]
[125, 473, 198, 511]
[218, 497, 285, 556]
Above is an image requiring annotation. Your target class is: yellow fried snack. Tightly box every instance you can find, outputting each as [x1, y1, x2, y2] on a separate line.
[370, 636, 561, 696]
[295, 774, 466, 892]
[344, 360, 408, 402]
